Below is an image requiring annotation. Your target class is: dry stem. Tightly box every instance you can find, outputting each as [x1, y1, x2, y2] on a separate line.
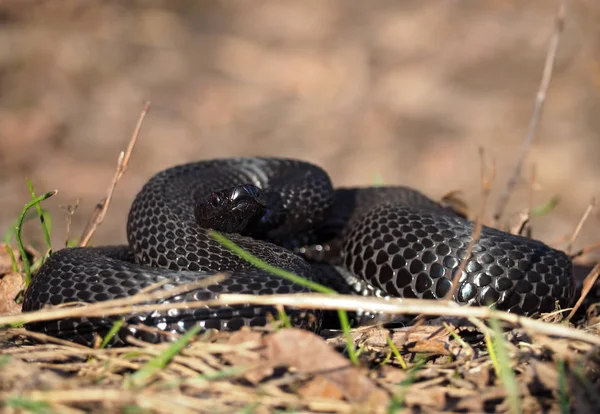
[79, 101, 151, 247]
[60, 199, 79, 247]
[570, 241, 600, 260]
[510, 210, 530, 236]
[566, 263, 600, 320]
[443, 148, 495, 301]
[566, 198, 596, 254]
[492, 0, 569, 223]
[6, 290, 599, 346]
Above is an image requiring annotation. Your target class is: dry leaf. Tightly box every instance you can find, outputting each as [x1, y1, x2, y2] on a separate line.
[326, 325, 459, 357]
[224, 329, 272, 384]
[262, 328, 389, 405]
[378, 364, 408, 384]
[403, 385, 448, 410]
[298, 375, 345, 400]
[0, 272, 24, 316]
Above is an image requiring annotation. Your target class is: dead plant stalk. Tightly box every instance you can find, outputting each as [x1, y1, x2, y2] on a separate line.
[79, 101, 150, 247]
[493, 0, 569, 223]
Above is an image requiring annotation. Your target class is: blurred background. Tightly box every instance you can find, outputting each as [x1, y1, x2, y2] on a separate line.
[0, 0, 599, 263]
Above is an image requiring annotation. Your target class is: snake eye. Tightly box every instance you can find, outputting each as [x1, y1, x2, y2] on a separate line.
[209, 193, 221, 206]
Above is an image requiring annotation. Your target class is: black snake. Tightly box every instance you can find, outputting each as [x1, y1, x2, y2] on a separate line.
[22, 158, 575, 346]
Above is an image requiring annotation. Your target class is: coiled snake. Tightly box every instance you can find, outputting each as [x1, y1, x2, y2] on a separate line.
[22, 158, 574, 346]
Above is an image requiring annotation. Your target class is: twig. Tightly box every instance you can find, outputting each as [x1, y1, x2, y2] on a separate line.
[79, 101, 151, 247]
[528, 165, 536, 215]
[443, 148, 495, 301]
[60, 199, 79, 247]
[566, 263, 600, 321]
[525, 165, 537, 237]
[565, 198, 596, 254]
[510, 210, 530, 236]
[492, 0, 569, 224]
[569, 241, 600, 260]
[1, 275, 226, 326]
[6, 292, 600, 346]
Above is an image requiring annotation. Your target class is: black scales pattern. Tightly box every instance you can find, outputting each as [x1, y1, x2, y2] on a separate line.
[22, 157, 576, 346]
[343, 204, 573, 314]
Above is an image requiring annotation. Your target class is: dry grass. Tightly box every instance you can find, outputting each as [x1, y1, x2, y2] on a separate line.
[1, 290, 600, 413]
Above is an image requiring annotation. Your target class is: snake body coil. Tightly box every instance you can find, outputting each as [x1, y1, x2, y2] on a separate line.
[22, 158, 574, 346]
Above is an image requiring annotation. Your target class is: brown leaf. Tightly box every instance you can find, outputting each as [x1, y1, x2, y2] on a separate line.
[326, 325, 459, 356]
[262, 328, 389, 405]
[378, 364, 408, 384]
[0, 272, 24, 316]
[403, 385, 448, 410]
[298, 376, 345, 400]
[223, 328, 272, 384]
[403, 338, 451, 355]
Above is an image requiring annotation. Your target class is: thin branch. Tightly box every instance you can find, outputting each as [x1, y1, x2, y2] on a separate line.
[566, 263, 600, 321]
[492, 0, 569, 223]
[60, 199, 79, 247]
[510, 210, 530, 236]
[565, 198, 596, 254]
[569, 241, 600, 260]
[79, 101, 151, 247]
[443, 148, 495, 301]
[2, 275, 227, 326]
[525, 164, 537, 238]
[7, 292, 600, 346]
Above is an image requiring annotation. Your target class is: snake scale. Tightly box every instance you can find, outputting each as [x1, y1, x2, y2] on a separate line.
[22, 158, 575, 346]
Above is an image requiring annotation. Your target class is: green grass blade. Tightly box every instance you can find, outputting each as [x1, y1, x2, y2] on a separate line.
[4, 244, 19, 273]
[5, 397, 53, 414]
[100, 319, 125, 349]
[209, 230, 359, 366]
[15, 190, 58, 286]
[557, 359, 570, 414]
[3, 209, 49, 244]
[488, 317, 521, 414]
[210, 231, 337, 295]
[531, 196, 560, 217]
[276, 306, 292, 329]
[125, 324, 202, 388]
[26, 179, 53, 256]
[385, 335, 407, 370]
[0, 354, 11, 368]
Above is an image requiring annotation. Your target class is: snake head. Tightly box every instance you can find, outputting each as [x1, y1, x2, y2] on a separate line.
[195, 184, 268, 235]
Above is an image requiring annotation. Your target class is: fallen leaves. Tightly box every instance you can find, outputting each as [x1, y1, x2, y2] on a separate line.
[0, 244, 24, 316]
[262, 328, 390, 406]
[0, 272, 23, 316]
